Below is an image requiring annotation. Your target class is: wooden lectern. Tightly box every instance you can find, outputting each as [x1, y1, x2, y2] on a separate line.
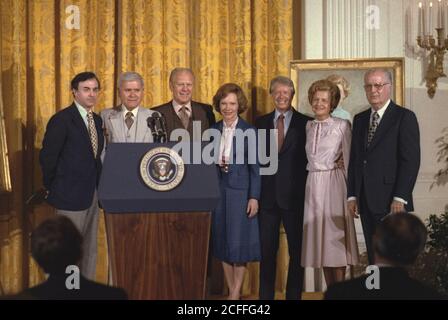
[98, 143, 220, 300]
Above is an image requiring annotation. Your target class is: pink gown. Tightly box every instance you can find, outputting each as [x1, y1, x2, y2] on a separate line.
[301, 117, 359, 267]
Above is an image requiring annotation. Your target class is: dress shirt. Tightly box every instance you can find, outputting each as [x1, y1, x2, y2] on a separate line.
[219, 117, 239, 163]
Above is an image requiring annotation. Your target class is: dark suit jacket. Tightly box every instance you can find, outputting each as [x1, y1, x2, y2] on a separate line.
[347, 101, 420, 213]
[21, 274, 127, 300]
[325, 267, 445, 300]
[152, 100, 216, 140]
[39, 103, 104, 211]
[255, 109, 312, 211]
[212, 118, 261, 200]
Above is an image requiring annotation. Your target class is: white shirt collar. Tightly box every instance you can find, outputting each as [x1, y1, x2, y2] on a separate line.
[74, 100, 92, 116]
[121, 105, 139, 117]
[223, 117, 239, 130]
[172, 100, 192, 114]
[274, 108, 292, 120]
[371, 99, 391, 119]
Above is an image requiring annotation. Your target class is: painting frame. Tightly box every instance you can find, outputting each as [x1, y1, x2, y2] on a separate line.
[0, 85, 11, 193]
[290, 57, 405, 119]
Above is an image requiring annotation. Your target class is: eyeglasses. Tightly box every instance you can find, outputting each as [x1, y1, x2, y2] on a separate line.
[363, 83, 390, 91]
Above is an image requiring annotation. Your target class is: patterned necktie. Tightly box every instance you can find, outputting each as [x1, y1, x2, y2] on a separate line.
[87, 111, 98, 158]
[125, 111, 134, 129]
[367, 111, 379, 146]
[277, 114, 285, 151]
[178, 105, 190, 129]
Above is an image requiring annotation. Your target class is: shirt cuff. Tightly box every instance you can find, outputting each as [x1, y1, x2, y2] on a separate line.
[393, 197, 408, 205]
[347, 197, 357, 202]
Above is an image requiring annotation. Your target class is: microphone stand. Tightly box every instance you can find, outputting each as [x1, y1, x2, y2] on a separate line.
[147, 113, 168, 143]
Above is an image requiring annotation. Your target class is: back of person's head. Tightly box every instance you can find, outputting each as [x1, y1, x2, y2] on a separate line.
[31, 216, 82, 274]
[373, 213, 427, 266]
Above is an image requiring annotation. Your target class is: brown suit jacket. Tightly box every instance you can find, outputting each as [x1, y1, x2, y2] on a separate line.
[152, 100, 216, 141]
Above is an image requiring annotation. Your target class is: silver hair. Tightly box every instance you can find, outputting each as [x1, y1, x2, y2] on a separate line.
[169, 67, 195, 84]
[269, 76, 295, 96]
[117, 72, 144, 89]
[364, 68, 393, 83]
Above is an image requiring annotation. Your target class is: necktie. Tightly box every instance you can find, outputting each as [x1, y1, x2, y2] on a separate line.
[367, 111, 379, 146]
[178, 105, 190, 129]
[277, 114, 285, 151]
[87, 111, 98, 158]
[125, 111, 134, 130]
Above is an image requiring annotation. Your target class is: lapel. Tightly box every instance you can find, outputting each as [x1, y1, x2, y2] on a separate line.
[68, 103, 92, 148]
[189, 101, 204, 131]
[93, 112, 104, 151]
[359, 110, 371, 151]
[68, 103, 102, 157]
[109, 106, 126, 142]
[280, 109, 298, 153]
[266, 111, 275, 130]
[190, 102, 199, 120]
[367, 102, 397, 151]
[135, 107, 150, 142]
[262, 111, 275, 155]
[230, 118, 247, 170]
[169, 101, 185, 130]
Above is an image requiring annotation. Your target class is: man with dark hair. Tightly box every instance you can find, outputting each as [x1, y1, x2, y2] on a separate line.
[22, 216, 127, 300]
[40, 71, 104, 280]
[255, 76, 312, 300]
[325, 214, 445, 300]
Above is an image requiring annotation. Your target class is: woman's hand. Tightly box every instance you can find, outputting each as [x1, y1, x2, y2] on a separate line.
[246, 199, 259, 218]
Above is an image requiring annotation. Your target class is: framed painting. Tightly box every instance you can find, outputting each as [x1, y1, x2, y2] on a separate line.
[290, 58, 404, 119]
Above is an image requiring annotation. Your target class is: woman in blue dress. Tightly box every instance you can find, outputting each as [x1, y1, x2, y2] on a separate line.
[211, 83, 261, 300]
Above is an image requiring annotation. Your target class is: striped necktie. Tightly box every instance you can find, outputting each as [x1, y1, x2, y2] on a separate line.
[87, 111, 98, 158]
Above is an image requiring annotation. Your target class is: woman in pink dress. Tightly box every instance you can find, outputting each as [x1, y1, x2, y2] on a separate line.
[301, 79, 359, 286]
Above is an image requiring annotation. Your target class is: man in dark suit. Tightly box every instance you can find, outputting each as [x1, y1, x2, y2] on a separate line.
[255, 76, 312, 300]
[152, 67, 215, 141]
[21, 216, 127, 300]
[347, 69, 421, 264]
[325, 213, 444, 300]
[39, 72, 104, 280]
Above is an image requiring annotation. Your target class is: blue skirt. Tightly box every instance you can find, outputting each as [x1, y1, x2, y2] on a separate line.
[211, 177, 261, 263]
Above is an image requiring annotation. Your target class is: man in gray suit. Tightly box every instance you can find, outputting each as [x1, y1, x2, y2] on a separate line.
[101, 72, 156, 143]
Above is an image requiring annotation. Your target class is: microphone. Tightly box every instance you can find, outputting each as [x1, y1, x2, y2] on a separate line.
[147, 114, 158, 141]
[157, 113, 168, 142]
[147, 112, 167, 143]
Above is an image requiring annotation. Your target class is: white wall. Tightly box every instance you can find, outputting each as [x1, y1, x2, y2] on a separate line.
[301, 0, 448, 291]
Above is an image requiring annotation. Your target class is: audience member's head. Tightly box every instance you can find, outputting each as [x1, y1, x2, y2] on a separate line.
[373, 213, 427, 267]
[31, 216, 82, 275]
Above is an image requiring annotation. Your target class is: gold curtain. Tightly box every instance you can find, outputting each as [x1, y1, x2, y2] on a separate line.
[0, 0, 293, 297]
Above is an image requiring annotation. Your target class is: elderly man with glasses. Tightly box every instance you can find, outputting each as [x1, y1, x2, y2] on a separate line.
[347, 68, 421, 264]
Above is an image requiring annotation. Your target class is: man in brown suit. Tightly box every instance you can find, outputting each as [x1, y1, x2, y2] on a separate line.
[152, 67, 215, 141]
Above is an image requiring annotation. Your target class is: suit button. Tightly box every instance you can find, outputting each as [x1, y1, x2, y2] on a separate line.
[363, 160, 367, 164]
